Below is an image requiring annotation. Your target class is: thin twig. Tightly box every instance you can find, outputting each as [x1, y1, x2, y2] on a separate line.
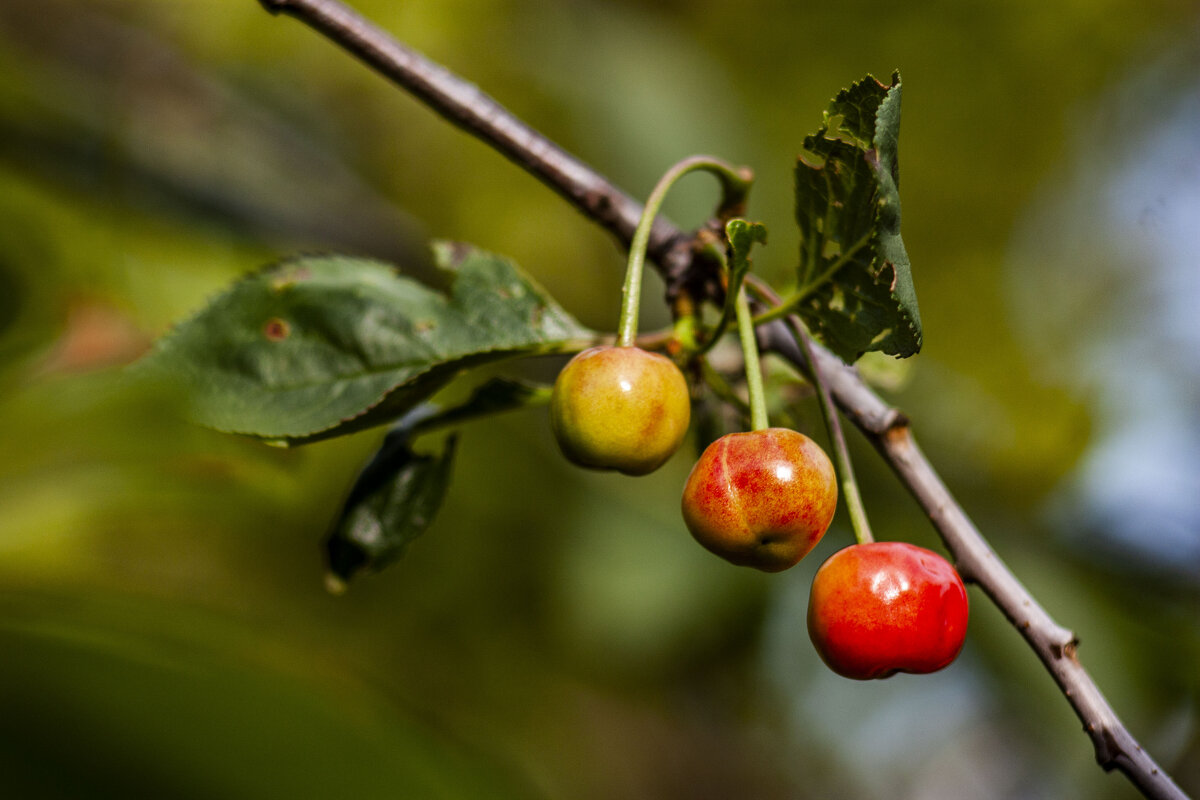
[254, 3, 1189, 798]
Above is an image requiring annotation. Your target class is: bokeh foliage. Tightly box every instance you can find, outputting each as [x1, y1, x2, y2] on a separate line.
[0, 1, 1197, 798]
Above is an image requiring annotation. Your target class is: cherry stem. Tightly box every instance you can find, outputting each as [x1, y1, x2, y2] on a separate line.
[617, 156, 753, 347]
[734, 286, 770, 432]
[786, 315, 875, 545]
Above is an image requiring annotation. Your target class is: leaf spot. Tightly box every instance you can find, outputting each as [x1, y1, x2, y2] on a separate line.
[263, 317, 291, 341]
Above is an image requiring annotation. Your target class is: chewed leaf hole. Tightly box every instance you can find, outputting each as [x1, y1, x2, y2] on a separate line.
[263, 317, 291, 341]
[828, 286, 846, 312]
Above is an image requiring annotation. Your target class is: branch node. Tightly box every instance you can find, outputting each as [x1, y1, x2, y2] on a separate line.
[1049, 635, 1080, 662]
[581, 188, 612, 217]
[881, 409, 910, 437]
[1099, 728, 1122, 767]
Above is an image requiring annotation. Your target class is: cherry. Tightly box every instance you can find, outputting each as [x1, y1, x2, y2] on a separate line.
[681, 427, 837, 572]
[807, 541, 969, 680]
[550, 345, 691, 476]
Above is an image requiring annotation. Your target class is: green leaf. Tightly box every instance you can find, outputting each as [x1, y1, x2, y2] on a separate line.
[698, 219, 768, 354]
[136, 242, 592, 443]
[793, 72, 922, 362]
[725, 218, 768, 296]
[326, 435, 458, 585]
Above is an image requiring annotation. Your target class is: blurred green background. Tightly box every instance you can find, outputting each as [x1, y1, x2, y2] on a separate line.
[1, 0, 1197, 798]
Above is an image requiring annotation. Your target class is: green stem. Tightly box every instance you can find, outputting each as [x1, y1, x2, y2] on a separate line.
[617, 156, 753, 347]
[734, 286, 770, 431]
[788, 316, 874, 545]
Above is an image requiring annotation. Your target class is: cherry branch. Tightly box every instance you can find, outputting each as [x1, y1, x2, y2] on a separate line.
[255, 0, 690, 278]
[756, 298, 1186, 800]
[253, 2, 1189, 798]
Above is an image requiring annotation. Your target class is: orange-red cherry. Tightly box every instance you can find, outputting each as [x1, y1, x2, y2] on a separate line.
[681, 428, 837, 572]
[807, 541, 969, 680]
[550, 345, 691, 476]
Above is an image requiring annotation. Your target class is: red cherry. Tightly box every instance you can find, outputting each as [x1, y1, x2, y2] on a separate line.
[681, 428, 837, 572]
[807, 542, 969, 680]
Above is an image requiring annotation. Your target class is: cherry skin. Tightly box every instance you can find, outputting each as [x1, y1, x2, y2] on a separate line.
[807, 541, 969, 680]
[681, 428, 837, 572]
[550, 345, 691, 476]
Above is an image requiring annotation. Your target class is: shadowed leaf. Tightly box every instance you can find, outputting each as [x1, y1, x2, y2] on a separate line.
[326, 435, 457, 584]
[325, 378, 550, 583]
[794, 73, 922, 362]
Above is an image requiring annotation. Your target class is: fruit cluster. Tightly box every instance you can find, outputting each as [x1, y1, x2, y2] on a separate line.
[549, 344, 968, 680]
[548, 158, 967, 680]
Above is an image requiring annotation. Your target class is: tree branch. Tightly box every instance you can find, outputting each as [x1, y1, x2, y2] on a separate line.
[759, 325, 1187, 800]
[253, 2, 1190, 798]
[256, 0, 689, 277]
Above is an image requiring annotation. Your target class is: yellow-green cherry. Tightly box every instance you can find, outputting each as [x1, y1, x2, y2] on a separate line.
[551, 345, 690, 476]
[551, 157, 750, 476]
